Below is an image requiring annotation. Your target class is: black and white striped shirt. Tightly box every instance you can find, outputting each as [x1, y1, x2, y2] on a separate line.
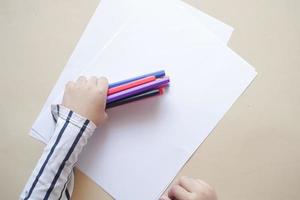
[20, 105, 96, 200]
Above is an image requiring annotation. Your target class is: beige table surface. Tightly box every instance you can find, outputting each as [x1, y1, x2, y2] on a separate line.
[1, 0, 299, 199]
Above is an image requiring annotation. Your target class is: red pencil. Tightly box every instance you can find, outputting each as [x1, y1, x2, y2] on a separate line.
[108, 76, 156, 95]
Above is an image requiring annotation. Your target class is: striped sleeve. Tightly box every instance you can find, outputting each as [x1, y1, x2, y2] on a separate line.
[20, 105, 97, 200]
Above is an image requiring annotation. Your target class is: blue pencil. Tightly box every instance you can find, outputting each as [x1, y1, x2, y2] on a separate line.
[108, 70, 165, 88]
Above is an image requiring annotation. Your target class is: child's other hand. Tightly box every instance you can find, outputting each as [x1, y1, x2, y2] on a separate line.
[160, 176, 217, 200]
[62, 76, 108, 127]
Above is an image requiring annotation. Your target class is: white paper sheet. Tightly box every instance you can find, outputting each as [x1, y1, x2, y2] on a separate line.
[28, 0, 253, 199]
[30, 0, 234, 142]
[63, 1, 256, 199]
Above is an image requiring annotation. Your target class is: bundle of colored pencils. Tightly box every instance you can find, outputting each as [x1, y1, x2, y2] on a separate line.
[106, 70, 170, 109]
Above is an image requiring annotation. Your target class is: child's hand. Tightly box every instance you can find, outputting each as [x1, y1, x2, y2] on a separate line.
[160, 176, 217, 200]
[62, 76, 109, 127]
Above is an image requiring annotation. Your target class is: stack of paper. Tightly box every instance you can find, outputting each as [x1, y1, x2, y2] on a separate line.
[30, 0, 257, 199]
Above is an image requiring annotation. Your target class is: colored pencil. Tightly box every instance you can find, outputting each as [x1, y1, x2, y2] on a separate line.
[107, 77, 169, 103]
[108, 76, 156, 95]
[108, 70, 165, 88]
[106, 89, 161, 109]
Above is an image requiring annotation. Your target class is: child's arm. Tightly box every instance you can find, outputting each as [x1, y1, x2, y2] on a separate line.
[20, 76, 108, 200]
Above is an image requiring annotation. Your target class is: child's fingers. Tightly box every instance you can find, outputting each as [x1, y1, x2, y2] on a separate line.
[88, 76, 98, 85]
[159, 195, 172, 200]
[97, 77, 109, 93]
[178, 176, 200, 192]
[195, 179, 217, 196]
[77, 76, 87, 84]
[196, 179, 211, 188]
[65, 81, 76, 90]
[168, 184, 193, 200]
